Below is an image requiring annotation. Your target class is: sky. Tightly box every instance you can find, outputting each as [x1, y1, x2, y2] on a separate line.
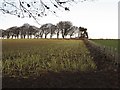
[0, 0, 119, 39]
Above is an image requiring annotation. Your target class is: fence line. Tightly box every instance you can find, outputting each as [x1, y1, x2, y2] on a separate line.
[84, 39, 119, 68]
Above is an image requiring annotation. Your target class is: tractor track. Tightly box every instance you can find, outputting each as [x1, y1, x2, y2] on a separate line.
[83, 39, 119, 88]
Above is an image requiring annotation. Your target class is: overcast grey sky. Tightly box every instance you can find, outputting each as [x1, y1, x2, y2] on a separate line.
[0, 0, 119, 39]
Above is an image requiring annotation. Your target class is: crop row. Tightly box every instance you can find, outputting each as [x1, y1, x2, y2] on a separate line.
[2, 39, 96, 77]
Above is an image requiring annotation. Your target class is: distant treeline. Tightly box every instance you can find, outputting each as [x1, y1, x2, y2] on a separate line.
[0, 21, 88, 39]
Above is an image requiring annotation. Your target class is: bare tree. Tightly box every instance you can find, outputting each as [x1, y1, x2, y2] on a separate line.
[40, 23, 52, 39]
[0, 29, 4, 38]
[39, 24, 48, 38]
[39, 28, 44, 38]
[14, 27, 20, 39]
[0, 29, 3, 38]
[57, 21, 64, 37]
[56, 22, 62, 39]
[50, 24, 57, 38]
[7, 26, 20, 39]
[44, 23, 53, 39]
[19, 23, 30, 39]
[30, 26, 39, 39]
[68, 26, 78, 38]
[83, 28, 88, 38]
[57, 21, 72, 38]
[0, 29, 2, 38]
[28, 26, 38, 39]
[1, 22, 89, 39]
[5, 29, 10, 39]
[79, 27, 88, 38]
[0, 0, 94, 24]
[1, 29, 6, 39]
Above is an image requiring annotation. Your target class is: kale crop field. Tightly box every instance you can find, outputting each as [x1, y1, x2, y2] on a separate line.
[2, 39, 96, 77]
[2, 39, 118, 88]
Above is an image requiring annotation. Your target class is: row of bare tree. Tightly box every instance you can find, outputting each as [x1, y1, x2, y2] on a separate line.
[0, 21, 88, 39]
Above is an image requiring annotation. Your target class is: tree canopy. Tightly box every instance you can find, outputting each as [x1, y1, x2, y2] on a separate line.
[1, 21, 89, 39]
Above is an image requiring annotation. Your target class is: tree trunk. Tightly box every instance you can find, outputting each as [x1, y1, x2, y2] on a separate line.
[11, 35, 14, 39]
[62, 34, 64, 39]
[34, 35, 36, 39]
[57, 32, 59, 39]
[30, 35, 32, 39]
[86, 32, 88, 38]
[40, 35, 42, 38]
[50, 34, 52, 39]
[17, 34, 19, 39]
[62, 30, 65, 39]
[36, 35, 38, 39]
[27, 35, 29, 39]
[15, 35, 17, 39]
[23, 35, 26, 39]
[45, 34, 47, 39]
[20, 35, 22, 39]
[7, 35, 10, 39]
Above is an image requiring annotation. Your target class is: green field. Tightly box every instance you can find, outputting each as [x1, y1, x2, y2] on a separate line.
[91, 39, 119, 52]
[2, 39, 96, 77]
